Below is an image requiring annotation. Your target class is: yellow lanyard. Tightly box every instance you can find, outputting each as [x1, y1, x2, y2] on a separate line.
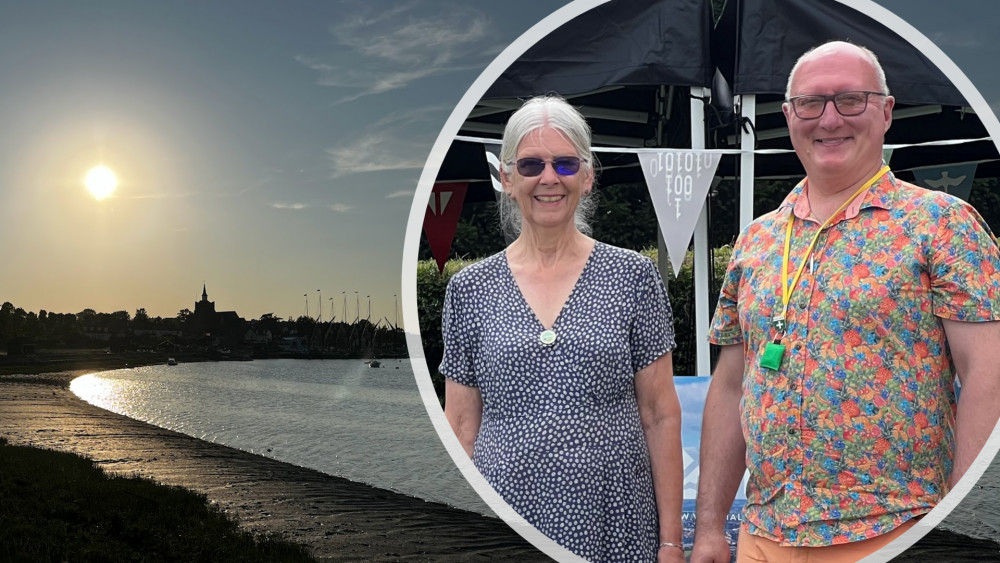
[777, 165, 889, 330]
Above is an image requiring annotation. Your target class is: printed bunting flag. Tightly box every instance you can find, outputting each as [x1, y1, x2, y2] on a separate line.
[638, 150, 722, 276]
[913, 162, 977, 201]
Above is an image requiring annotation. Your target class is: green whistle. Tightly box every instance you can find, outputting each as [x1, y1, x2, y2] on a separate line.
[760, 342, 785, 370]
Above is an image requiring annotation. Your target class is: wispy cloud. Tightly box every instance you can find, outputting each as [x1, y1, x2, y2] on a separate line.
[385, 189, 414, 199]
[323, 103, 452, 178]
[325, 131, 428, 177]
[295, 2, 494, 103]
[304, 3, 495, 180]
[349, 14, 488, 64]
[370, 104, 453, 128]
[269, 202, 309, 210]
[215, 173, 280, 198]
[329, 203, 355, 213]
[928, 30, 987, 49]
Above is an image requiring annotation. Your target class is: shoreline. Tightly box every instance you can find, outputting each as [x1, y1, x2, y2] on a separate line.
[0, 350, 403, 377]
[0, 369, 549, 562]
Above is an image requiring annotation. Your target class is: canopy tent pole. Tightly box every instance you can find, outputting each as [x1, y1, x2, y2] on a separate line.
[692, 86, 711, 376]
[739, 94, 756, 227]
[656, 85, 672, 290]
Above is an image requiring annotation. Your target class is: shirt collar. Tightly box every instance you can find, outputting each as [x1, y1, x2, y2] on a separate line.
[780, 169, 898, 223]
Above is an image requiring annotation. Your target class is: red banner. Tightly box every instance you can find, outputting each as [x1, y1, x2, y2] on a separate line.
[423, 182, 468, 274]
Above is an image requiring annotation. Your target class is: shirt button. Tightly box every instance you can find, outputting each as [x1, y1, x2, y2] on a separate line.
[789, 382, 798, 391]
[788, 428, 798, 436]
[798, 303, 807, 310]
[793, 343, 803, 352]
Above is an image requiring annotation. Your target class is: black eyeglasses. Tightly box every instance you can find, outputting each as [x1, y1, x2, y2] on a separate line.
[786, 90, 888, 120]
[510, 156, 585, 177]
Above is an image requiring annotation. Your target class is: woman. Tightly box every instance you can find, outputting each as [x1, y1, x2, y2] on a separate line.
[440, 95, 684, 563]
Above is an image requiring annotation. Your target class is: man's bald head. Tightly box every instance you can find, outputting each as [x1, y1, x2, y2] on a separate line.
[785, 41, 889, 100]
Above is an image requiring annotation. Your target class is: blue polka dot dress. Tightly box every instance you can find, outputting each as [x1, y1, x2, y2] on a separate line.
[440, 242, 676, 562]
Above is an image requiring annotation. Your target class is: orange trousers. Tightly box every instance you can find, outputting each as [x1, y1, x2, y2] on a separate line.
[736, 519, 918, 563]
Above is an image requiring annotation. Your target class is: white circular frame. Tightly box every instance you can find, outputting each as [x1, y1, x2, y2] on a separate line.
[400, 1, 1000, 561]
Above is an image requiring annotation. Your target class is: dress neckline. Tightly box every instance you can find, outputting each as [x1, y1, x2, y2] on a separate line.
[502, 241, 601, 332]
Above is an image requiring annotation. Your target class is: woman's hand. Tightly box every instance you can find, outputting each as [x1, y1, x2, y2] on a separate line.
[657, 544, 687, 563]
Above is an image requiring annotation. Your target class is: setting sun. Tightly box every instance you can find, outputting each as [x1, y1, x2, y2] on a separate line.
[84, 165, 118, 200]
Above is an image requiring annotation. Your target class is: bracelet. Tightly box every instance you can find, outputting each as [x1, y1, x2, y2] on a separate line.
[658, 541, 683, 550]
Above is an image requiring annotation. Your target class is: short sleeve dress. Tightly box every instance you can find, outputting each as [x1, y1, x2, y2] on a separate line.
[440, 242, 676, 562]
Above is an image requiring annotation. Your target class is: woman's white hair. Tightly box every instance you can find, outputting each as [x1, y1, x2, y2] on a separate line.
[497, 95, 598, 239]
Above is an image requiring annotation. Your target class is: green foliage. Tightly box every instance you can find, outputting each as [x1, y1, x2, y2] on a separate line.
[416, 246, 733, 405]
[590, 183, 661, 250]
[969, 178, 1000, 235]
[651, 245, 733, 377]
[133, 308, 150, 328]
[0, 437, 315, 562]
[417, 258, 478, 403]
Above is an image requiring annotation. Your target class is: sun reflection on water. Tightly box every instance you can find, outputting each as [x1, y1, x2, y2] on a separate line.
[70, 371, 143, 415]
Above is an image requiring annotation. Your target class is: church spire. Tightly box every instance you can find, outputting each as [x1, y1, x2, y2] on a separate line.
[202, 283, 208, 302]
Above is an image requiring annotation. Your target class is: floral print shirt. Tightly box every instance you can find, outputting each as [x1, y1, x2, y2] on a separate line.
[708, 170, 1000, 546]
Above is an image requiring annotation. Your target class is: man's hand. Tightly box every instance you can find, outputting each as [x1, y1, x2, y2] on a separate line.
[690, 530, 732, 563]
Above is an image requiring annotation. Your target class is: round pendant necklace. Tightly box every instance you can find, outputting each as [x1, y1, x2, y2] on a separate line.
[539, 329, 557, 346]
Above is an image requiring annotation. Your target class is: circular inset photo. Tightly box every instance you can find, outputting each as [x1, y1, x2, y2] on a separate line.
[403, 0, 1000, 561]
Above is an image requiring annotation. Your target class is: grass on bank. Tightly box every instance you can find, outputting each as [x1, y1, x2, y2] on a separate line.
[0, 437, 316, 563]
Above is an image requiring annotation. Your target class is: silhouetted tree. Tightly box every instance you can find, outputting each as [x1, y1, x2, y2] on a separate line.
[294, 316, 315, 338]
[133, 308, 150, 328]
[257, 313, 281, 336]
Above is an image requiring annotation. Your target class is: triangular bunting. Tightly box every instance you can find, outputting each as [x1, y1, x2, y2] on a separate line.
[483, 142, 503, 193]
[913, 162, 978, 201]
[638, 150, 722, 276]
[424, 182, 468, 273]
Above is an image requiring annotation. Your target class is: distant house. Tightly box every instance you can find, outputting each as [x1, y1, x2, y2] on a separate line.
[80, 326, 114, 342]
[217, 311, 242, 332]
[244, 328, 272, 345]
[133, 328, 182, 338]
[156, 340, 181, 353]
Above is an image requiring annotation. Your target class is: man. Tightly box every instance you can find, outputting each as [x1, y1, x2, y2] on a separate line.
[691, 40, 1000, 562]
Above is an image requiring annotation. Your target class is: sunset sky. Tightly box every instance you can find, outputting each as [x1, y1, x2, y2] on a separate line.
[1, 0, 997, 326]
